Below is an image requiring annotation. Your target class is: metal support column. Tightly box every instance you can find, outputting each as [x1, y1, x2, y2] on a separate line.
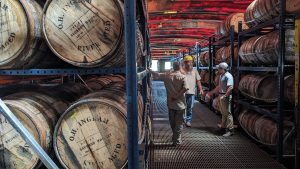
[208, 37, 214, 109]
[237, 22, 243, 118]
[0, 99, 59, 169]
[295, 19, 300, 169]
[277, 0, 286, 161]
[124, 0, 139, 168]
[229, 25, 236, 120]
[196, 42, 201, 99]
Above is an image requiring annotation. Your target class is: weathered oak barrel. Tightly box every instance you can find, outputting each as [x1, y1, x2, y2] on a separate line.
[255, 116, 278, 145]
[200, 51, 209, 66]
[200, 70, 209, 84]
[43, 0, 142, 68]
[239, 30, 295, 65]
[238, 109, 261, 136]
[239, 74, 295, 103]
[0, 92, 64, 169]
[284, 75, 295, 105]
[239, 75, 278, 102]
[53, 84, 144, 169]
[0, 0, 47, 69]
[245, 0, 300, 27]
[223, 13, 248, 35]
[221, 45, 238, 65]
[86, 75, 125, 91]
[215, 47, 225, 65]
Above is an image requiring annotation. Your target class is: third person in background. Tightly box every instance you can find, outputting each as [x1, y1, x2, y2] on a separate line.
[182, 55, 204, 127]
[206, 62, 234, 137]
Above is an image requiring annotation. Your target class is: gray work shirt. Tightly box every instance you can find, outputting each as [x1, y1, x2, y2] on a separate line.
[157, 71, 187, 110]
[219, 71, 234, 93]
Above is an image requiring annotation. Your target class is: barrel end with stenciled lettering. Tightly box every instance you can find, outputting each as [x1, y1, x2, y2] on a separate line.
[42, 0, 126, 68]
[0, 0, 47, 69]
[53, 84, 144, 169]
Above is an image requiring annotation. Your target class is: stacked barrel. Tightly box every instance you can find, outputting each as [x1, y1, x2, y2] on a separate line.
[215, 13, 248, 36]
[0, 75, 145, 169]
[0, 0, 143, 69]
[238, 109, 294, 145]
[235, 0, 298, 146]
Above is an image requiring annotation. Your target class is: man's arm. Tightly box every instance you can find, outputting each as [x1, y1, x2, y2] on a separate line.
[206, 85, 220, 99]
[197, 80, 204, 95]
[148, 68, 164, 80]
[195, 70, 204, 95]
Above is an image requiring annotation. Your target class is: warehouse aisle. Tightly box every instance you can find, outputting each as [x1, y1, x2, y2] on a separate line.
[149, 81, 286, 169]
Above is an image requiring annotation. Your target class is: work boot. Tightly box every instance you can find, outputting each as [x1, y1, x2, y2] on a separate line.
[223, 129, 234, 137]
[185, 122, 191, 127]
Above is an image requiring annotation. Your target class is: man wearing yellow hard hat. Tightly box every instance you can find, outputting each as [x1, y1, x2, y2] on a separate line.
[182, 55, 204, 127]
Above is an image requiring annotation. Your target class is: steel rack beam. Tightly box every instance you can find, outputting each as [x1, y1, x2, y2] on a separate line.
[295, 18, 300, 169]
[239, 17, 280, 37]
[0, 99, 59, 169]
[138, 70, 149, 82]
[125, 0, 139, 168]
[237, 100, 279, 120]
[238, 67, 278, 72]
[0, 68, 126, 76]
[199, 67, 210, 70]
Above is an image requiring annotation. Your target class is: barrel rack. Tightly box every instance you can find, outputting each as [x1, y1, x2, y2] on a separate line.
[236, 2, 299, 166]
[197, 27, 236, 112]
[0, 0, 150, 169]
[195, 0, 300, 168]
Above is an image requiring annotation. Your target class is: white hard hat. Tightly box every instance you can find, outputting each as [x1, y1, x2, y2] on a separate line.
[216, 62, 229, 69]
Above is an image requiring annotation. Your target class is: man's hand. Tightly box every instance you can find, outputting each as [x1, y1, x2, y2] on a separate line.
[205, 92, 212, 102]
[199, 89, 204, 96]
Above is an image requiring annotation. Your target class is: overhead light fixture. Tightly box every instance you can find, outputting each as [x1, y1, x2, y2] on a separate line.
[163, 11, 177, 14]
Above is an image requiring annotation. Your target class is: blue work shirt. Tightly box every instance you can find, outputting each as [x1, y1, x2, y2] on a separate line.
[219, 71, 234, 93]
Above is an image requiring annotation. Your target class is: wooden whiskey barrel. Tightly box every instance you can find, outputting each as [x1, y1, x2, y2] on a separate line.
[43, 0, 127, 68]
[245, 0, 300, 27]
[0, 97, 57, 169]
[223, 13, 248, 35]
[255, 116, 278, 145]
[215, 47, 225, 65]
[0, 0, 47, 69]
[239, 75, 278, 102]
[239, 30, 295, 65]
[221, 45, 238, 65]
[200, 70, 209, 84]
[286, 0, 300, 13]
[284, 75, 295, 105]
[238, 109, 261, 136]
[214, 71, 222, 86]
[54, 84, 144, 169]
[200, 51, 209, 66]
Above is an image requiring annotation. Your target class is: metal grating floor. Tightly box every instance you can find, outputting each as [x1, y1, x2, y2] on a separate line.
[149, 81, 286, 169]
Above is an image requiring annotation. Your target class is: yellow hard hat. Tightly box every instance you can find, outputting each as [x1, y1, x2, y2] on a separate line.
[184, 55, 193, 61]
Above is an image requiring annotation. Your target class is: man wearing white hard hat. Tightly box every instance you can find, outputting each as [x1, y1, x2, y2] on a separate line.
[206, 62, 234, 137]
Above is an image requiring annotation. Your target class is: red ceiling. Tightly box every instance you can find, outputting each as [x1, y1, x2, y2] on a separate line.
[147, 0, 253, 58]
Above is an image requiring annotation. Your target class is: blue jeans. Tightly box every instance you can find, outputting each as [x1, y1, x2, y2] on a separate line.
[185, 94, 195, 123]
